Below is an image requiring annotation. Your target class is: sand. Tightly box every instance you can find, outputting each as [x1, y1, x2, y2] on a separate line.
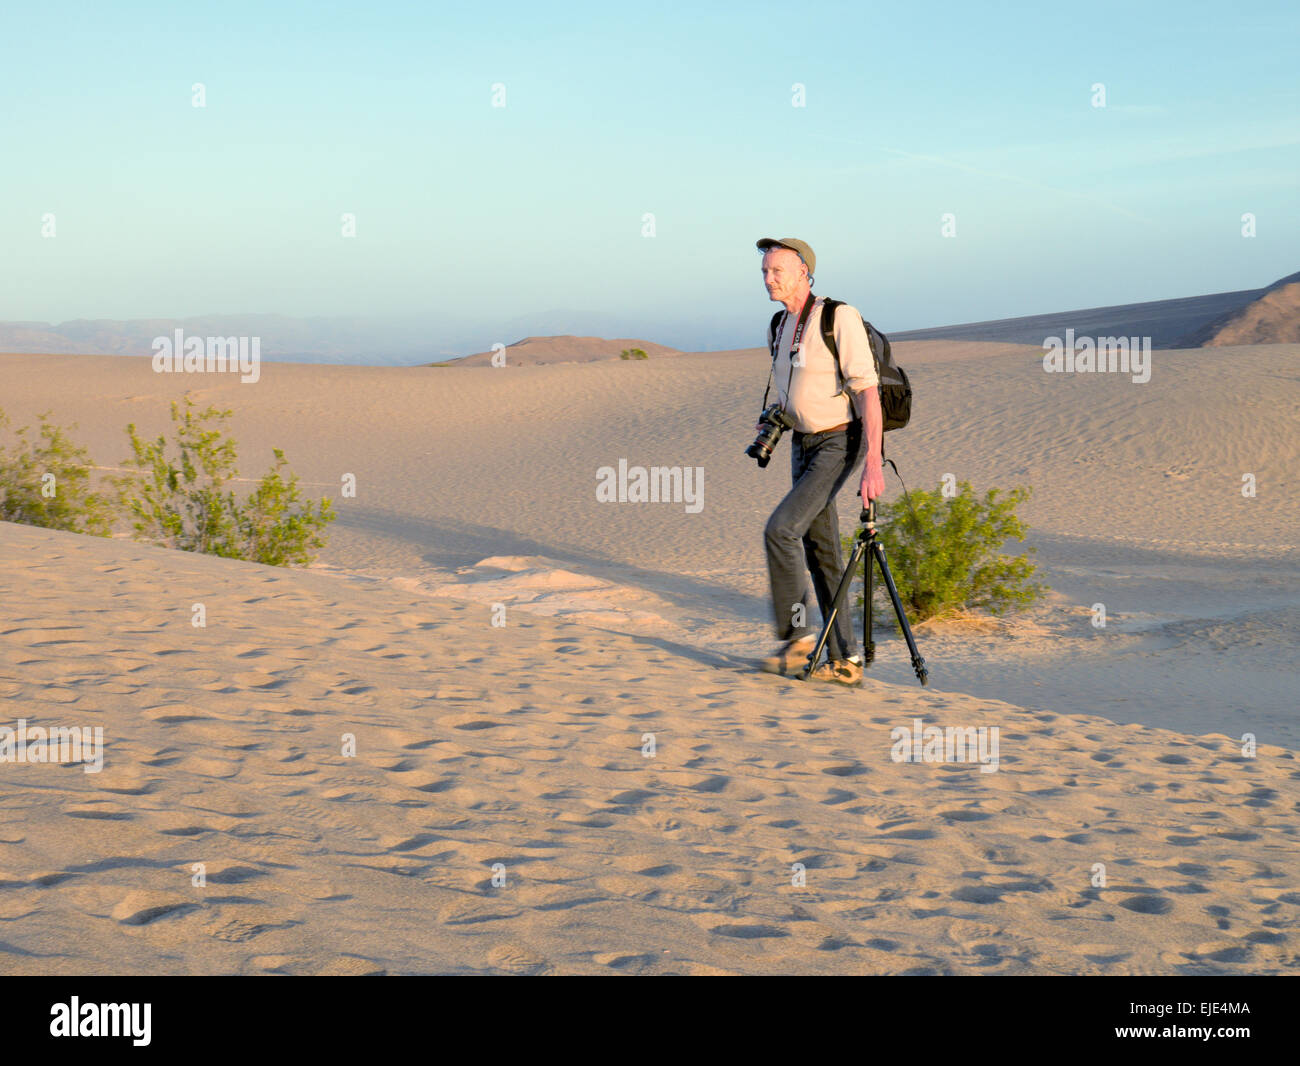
[0, 340, 1297, 974]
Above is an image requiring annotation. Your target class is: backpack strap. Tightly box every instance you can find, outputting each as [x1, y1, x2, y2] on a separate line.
[818, 297, 847, 395]
[821, 298, 889, 461]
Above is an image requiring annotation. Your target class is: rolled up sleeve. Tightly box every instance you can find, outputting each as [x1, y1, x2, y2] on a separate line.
[834, 303, 879, 392]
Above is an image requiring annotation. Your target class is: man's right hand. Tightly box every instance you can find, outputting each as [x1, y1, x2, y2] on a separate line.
[861, 457, 886, 502]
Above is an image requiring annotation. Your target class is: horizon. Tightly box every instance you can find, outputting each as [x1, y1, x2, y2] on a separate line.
[3, 262, 1292, 365]
[3, 1, 1297, 357]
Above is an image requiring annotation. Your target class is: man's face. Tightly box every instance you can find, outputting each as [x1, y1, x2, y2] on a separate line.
[761, 248, 808, 303]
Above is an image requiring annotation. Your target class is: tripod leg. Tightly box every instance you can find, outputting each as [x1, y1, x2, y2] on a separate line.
[870, 540, 929, 686]
[801, 534, 867, 680]
[863, 538, 875, 666]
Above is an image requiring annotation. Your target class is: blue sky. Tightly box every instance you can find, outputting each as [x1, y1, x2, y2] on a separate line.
[2, 0, 1297, 352]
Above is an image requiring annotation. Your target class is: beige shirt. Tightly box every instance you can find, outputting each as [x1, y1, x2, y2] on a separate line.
[768, 298, 878, 433]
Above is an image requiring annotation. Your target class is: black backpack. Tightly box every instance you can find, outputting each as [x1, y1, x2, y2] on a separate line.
[767, 298, 912, 432]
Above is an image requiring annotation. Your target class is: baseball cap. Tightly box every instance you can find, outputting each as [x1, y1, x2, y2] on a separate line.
[756, 237, 815, 276]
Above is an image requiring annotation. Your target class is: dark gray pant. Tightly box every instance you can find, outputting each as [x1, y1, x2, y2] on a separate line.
[764, 420, 865, 661]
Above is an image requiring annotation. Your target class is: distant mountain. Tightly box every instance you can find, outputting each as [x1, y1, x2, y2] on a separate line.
[0, 313, 716, 365]
[440, 336, 681, 367]
[3, 271, 1296, 364]
[893, 270, 1300, 349]
[0, 314, 433, 363]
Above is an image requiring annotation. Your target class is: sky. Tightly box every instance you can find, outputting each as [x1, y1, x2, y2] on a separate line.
[2, 0, 1297, 354]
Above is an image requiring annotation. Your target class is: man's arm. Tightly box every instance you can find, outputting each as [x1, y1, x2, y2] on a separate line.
[851, 386, 885, 501]
[832, 304, 884, 501]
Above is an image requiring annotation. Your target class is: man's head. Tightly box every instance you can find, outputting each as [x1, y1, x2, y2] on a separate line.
[757, 237, 815, 306]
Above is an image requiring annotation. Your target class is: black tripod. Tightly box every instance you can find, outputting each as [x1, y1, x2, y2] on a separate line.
[800, 500, 928, 686]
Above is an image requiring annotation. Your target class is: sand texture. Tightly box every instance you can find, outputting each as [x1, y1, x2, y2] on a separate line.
[1, 340, 1297, 974]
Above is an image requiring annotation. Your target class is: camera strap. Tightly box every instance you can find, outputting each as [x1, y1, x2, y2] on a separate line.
[761, 292, 816, 409]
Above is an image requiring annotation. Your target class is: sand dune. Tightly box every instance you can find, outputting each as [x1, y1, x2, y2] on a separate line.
[1, 339, 1297, 973]
[2, 343, 1296, 740]
[1196, 283, 1300, 347]
[3, 519, 1297, 975]
[444, 335, 682, 367]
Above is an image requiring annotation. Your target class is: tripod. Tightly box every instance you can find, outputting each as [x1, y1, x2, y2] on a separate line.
[800, 500, 928, 686]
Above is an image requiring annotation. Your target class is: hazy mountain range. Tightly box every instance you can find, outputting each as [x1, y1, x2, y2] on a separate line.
[3, 271, 1297, 367]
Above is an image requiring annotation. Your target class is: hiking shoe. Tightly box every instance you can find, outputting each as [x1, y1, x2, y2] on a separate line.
[808, 658, 863, 686]
[760, 635, 815, 676]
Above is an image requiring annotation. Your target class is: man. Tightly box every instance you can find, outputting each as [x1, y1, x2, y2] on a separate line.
[755, 237, 885, 685]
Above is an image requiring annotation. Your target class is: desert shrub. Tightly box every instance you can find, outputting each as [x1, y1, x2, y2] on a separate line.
[843, 480, 1045, 625]
[619, 348, 648, 360]
[112, 394, 335, 566]
[0, 408, 114, 536]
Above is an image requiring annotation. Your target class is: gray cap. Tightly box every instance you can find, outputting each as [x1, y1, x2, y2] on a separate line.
[756, 237, 815, 276]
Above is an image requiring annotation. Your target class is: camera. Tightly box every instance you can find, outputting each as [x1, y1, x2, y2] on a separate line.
[746, 404, 796, 468]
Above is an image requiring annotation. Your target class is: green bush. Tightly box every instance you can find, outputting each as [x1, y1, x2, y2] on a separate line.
[0, 408, 114, 536]
[112, 394, 336, 566]
[843, 480, 1045, 626]
[619, 348, 648, 360]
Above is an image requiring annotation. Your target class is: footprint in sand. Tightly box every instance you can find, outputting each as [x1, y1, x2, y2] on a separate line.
[1117, 893, 1173, 915]
[437, 899, 521, 925]
[593, 951, 654, 971]
[65, 806, 134, 822]
[204, 913, 299, 943]
[486, 943, 549, 974]
[937, 808, 993, 822]
[1187, 940, 1253, 963]
[708, 923, 789, 940]
[110, 891, 200, 926]
[612, 854, 682, 877]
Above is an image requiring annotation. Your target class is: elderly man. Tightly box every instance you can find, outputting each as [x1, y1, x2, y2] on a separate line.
[755, 237, 885, 685]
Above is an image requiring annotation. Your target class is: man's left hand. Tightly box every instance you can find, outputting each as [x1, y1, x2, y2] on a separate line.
[861, 458, 885, 502]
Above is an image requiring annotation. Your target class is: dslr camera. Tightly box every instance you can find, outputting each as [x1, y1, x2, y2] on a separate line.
[746, 404, 796, 468]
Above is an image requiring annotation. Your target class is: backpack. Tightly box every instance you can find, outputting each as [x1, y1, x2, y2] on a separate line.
[767, 298, 912, 432]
